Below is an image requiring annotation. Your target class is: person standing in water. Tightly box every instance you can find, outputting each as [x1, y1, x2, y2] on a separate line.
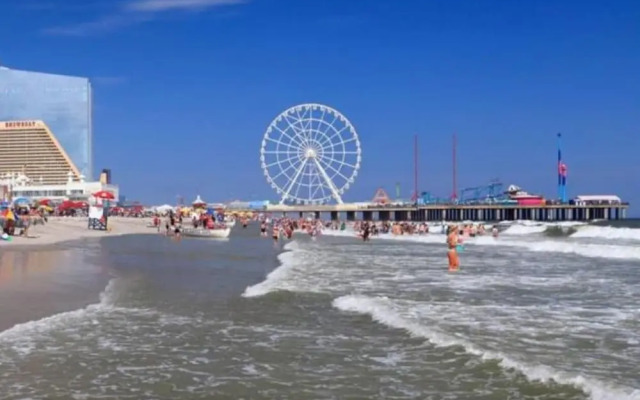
[447, 224, 460, 272]
[272, 223, 280, 243]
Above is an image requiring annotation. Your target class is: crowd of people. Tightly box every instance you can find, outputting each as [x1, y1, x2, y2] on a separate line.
[262, 218, 500, 272]
[1, 206, 48, 240]
[146, 211, 501, 272]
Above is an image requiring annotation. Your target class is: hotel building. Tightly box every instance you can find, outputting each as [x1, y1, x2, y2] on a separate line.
[0, 65, 118, 202]
[0, 65, 93, 178]
[0, 120, 81, 185]
[0, 120, 118, 201]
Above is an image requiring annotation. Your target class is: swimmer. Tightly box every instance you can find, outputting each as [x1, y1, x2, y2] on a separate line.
[173, 225, 182, 242]
[447, 224, 460, 272]
[492, 226, 499, 238]
[260, 222, 267, 237]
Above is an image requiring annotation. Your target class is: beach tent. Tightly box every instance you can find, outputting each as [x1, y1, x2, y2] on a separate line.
[12, 197, 30, 207]
[58, 200, 87, 211]
[192, 195, 206, 208]
[155, 204, 174, 213]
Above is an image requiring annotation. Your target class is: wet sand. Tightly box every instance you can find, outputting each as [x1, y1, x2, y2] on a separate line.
[0, 217, 156, 331]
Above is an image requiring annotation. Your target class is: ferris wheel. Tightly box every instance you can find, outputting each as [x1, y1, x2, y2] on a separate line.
[260, 103, 361, 205]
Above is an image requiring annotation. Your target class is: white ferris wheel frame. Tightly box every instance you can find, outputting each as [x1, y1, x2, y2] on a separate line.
[260, 103, 362, 205]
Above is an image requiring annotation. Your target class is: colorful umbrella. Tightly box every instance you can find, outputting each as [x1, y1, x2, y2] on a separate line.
[93, 191, 115, 200]
[58, 200, 87, 210]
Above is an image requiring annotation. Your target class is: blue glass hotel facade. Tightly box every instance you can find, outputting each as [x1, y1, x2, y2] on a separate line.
[0, 65, 93, 178]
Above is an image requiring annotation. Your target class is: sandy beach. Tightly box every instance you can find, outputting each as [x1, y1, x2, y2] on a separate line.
[2, 216, 154, 247]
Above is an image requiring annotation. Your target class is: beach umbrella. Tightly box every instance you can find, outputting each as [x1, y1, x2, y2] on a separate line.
[38, 199, 51, 206]
[0, 201, 9, 209]
[93, 190, 115, 200]
[13, 197, 30, 205]
[59, 200, 86, 210]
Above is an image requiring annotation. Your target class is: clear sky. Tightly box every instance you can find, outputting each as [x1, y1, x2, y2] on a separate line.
[1, 0, 639, 208]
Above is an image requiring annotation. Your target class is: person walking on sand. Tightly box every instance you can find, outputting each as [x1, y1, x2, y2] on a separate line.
[447, 224, 460, 272]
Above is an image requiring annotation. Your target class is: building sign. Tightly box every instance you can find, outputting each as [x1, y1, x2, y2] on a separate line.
[3, 121, 37, 128]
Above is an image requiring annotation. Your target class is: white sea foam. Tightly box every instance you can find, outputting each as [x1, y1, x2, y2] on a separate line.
[502, 224, 548, 235]
[474, 236, 640, 260]
[0, 279, 160, 359]
[0, 280, 118, 358]
[242, 241, 300, 297]
[333, 294, 640, 400]
[322, 229, 640, 260]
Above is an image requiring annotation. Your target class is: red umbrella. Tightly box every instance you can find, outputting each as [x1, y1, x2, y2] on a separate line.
[58, 200, 86, 211]
[93, 191, 115, 200]
[38, 199, 51, 206]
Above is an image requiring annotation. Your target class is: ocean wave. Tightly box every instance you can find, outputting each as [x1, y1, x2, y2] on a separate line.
[322, 230, 640, 260]
[0, 279, 157, 359]
[474, 236, 640, 260]
[571, 226, 640, 242]
[502, 224, 549, 235]
[333, 294, 640, 400]
[241, 241, 300, 298]
[499, 221, 583, 236]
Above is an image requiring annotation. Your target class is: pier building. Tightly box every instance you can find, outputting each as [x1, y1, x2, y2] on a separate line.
[236, 201, 629, 222]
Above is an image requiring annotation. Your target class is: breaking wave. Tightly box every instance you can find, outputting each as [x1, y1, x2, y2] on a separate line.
[242, 241, 300, 298]
[322, 228, 640, 260]
[333, 294, 640, 400]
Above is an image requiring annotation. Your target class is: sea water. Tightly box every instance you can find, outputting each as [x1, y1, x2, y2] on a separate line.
[0, 222, 638, 399]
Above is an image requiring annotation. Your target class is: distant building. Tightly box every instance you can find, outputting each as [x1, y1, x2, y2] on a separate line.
[1, 171, 119, 202]
[0, 65, 93, 178]
[0, 120, 81, 185]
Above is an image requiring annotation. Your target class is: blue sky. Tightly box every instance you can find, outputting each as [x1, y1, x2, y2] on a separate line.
[1, 0, 639, 208]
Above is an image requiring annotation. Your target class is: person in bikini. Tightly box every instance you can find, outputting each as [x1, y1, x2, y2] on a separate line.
[447, 224, 460, 272]
[260, 221, 267, 237]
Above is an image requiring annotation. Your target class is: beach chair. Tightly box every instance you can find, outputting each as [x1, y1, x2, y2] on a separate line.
[88, 206, 108, 230]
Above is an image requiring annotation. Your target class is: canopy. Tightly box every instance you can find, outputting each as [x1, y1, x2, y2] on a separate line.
[155, 204, 174, 213]
[575, 195, 621, 202]
[58, 200, 87, 210]
[12, 197, 30, 205]
[192, 195, 206, 206]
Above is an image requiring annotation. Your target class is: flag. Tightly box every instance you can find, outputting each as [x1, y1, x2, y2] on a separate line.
[558, 162, 567, 177]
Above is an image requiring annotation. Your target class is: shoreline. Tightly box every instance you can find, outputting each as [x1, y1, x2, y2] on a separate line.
[1, 216, 155, 248]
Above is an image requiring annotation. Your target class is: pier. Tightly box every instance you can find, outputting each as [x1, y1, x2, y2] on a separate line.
[229, 203, 629, 222]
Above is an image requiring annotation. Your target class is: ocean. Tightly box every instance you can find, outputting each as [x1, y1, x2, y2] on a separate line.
[0, 221, 638, 399]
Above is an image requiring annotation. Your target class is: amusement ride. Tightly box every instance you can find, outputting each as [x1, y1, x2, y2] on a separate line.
[260, 103, 361, 205]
